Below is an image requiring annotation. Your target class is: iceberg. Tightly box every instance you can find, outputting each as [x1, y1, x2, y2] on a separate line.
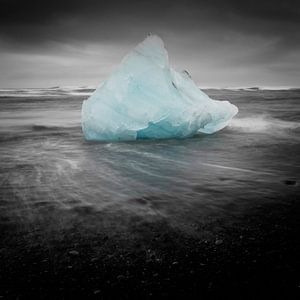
[81, 34, 238, 141]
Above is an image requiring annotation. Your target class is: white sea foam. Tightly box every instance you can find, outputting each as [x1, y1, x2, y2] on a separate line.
[229, 116, 300, 133]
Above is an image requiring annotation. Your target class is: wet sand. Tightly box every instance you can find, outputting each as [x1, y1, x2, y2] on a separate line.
[0, 88, 299, 298]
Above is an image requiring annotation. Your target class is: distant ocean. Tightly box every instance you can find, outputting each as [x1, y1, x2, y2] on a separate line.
[0, 87, 299, 298]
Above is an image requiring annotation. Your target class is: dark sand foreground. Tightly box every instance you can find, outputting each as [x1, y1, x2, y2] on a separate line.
[1, 192, 299, 299]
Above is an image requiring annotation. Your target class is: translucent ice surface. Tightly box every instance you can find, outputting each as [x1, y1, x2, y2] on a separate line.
[81, 35, 238, 141]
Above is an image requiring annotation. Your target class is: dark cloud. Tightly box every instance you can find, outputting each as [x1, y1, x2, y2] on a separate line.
[1, 0, 299, 23]
[0, 0, 299, 87]
[1, 0, 299, 40]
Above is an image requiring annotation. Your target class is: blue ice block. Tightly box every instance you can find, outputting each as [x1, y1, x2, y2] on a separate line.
[81, 35, 238, 141]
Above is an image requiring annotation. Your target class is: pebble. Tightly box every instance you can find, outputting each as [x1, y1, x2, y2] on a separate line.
[69, 250, 79, 256]
[215, 239, 223, 245]
[117, 275, 126, 281]
[90, 257, 98, 262]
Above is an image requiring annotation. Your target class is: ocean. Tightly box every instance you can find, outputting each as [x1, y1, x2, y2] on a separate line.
[0, 87, 299, 298]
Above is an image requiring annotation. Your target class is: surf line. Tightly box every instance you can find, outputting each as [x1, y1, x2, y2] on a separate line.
[200, 162, 274, 176]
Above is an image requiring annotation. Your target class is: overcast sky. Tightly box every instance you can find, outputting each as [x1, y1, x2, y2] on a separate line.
[0, 0, 299, 88]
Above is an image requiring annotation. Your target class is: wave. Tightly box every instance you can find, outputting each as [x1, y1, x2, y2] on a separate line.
[31, 124, 62, 131]
[221, 86, 300, 91]
[31, 124, 81, 131]
[1, 86, 299, 98]
[0, 124, 81, 143]
[0, 86, 95, 98]
[229, 116, 300, 133]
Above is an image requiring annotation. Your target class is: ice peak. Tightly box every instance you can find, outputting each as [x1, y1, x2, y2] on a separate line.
[129, 34, 168, 67]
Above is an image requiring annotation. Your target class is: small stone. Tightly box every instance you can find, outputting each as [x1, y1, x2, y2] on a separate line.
[172, 261, 179, 265]
[117, 275, 126, 281]
[215, 239, 223, 245]
[90, 257, 98, 262]
[94, 290, 101, 294]
[69, 250, 79, 256]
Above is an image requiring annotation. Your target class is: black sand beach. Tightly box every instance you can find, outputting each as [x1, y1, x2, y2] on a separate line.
[0, 88, 299, 299]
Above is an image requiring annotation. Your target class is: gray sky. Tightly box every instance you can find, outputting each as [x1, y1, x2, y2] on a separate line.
[0, 0, 299, 88]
